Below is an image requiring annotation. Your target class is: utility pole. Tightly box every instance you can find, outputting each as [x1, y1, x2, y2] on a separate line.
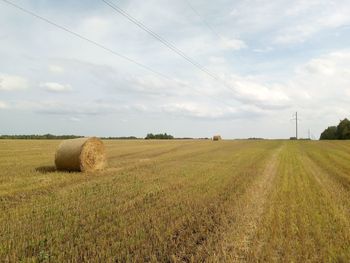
[296, 112, 298, 139]
[291, 112, 299, 139]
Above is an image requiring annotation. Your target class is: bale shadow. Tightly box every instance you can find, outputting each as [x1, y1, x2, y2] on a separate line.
[36, 166, 82, 174]
[35, 166, 57, 174]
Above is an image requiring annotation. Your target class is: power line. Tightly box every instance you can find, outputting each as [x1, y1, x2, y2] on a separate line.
[101, 0, 225, 83]
[101, 0, 247, 103]
[183, 0, 248, 73]
[0, 0, 236, 109]
[0, 0, 170, 80]
[183, 0, 223, 40]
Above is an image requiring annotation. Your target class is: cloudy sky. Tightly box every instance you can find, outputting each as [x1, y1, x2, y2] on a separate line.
[1, 0, 350, 138]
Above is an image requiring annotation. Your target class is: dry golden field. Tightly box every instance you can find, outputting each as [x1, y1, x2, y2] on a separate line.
[1, 139, 350, 262]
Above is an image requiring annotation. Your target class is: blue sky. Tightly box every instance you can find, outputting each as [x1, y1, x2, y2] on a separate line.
[1, 0, 350, 138]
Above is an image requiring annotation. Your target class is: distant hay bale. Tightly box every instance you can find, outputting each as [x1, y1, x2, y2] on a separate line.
[213, 135, 222, 141]
[55, 137, 106, 172]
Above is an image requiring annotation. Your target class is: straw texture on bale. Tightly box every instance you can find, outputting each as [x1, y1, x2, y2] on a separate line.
[55, 137, 106, 172]
[213, 135, 222, 141]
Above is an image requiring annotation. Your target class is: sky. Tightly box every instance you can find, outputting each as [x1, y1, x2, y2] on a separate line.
[1, 0, 350, 139]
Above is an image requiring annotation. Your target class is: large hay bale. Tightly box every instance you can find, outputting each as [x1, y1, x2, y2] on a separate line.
[55, 137, 106, 172]
[213, 135, 222, 141]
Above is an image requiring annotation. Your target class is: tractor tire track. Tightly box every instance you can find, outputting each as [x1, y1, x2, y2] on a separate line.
[208, 145, 282, 262]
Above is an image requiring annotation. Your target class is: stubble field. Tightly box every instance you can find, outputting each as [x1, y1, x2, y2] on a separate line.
[1, 139, 350, 262]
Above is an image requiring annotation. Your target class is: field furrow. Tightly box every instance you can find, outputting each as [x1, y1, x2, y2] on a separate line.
[207, 144, 283, 262]
[247, 142, 350, 262]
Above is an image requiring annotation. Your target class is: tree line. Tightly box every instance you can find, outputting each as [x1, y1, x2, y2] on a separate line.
[145, 133, 174, 139]
[320, 119, 350, 140]
[0, 134, 139, 140]
[0, 134, 82, 140]
[0, 133, 175, 140]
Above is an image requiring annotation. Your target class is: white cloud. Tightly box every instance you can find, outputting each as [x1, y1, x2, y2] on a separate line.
[0, 74, 28, 91]
[12, 99, 138, 116]
[161, 102, 264, 119]
[224, 1, 350, 46]
[219, 38, 247, 50]
[79, 16, 111, 39]
[304, 58, 336, 75]
[0, 101, 7, 109]
[274, 2, 350, 44]
[227, 75, 291, 109]
[296, 51, 350, 79]
[230, 9, 239, 17]
[253, 47, 273, 53]
[49, 65, 64, 74]
[69, 117, 81, 122]
[162, 102, 224, 118]
[40, 82, 72, 93]
[209, 56, 226, 64]
[287, 50, 350, 109]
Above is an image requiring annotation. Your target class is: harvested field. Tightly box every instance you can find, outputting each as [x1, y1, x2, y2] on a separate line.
[1, 139, 350, 261]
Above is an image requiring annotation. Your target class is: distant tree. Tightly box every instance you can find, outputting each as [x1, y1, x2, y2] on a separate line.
[145, 133, 155, 139]
[320, 126, 337, 140]
[320, 118, 350, 140]
[101, 136, 138, 140]
[145, 133, 173, 139]
[336, 119, 350, 140]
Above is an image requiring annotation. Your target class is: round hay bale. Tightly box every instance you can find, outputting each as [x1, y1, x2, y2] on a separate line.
[213, 135, 222, 141]
[55, 137, 106, 172]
